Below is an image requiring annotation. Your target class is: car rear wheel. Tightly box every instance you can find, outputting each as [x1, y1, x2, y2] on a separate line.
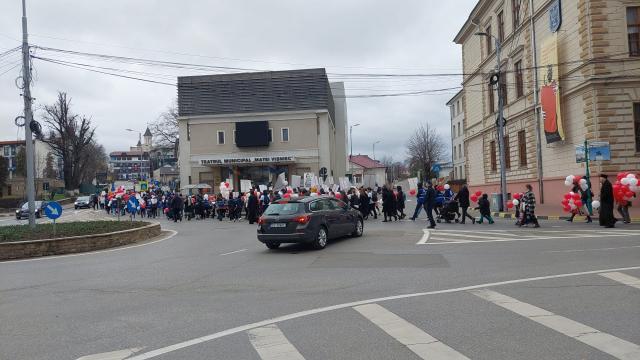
[265, 242, 280, 250]
[352, 218, 364, 237]
[312, 226, 328, 250]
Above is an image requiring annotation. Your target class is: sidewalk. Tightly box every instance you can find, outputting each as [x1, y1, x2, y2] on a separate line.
[492, 203, 640, 221]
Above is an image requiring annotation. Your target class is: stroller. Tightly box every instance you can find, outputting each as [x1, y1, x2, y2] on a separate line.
[437, 199, 460, 223]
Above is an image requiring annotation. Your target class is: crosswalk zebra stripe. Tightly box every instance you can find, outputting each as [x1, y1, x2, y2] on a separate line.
[354, 303, 470, 360]
[247, 325, 305, 360]
[470, 289, 640, 360]
[600, 272, 640, 290]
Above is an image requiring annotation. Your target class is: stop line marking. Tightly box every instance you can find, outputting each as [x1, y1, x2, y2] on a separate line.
[600, 272, 640, 290]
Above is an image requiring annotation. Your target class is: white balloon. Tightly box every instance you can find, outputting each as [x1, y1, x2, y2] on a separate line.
[565, 175, 574, 182]
[591, 200, 600, 209]
[569, 191, 575, 196]
[626, 173, 636, 179]
[630, 185, 639, 193]
[444, 184, 451, 190]
[283, 181, 288, 186]
[630, 178, 638, 187]
[564, 180, 572, 187]
[310, 192, 318, 197]
[621, 178, 630, 185]
[570, 204, 577, 210]
[579, 178, 587, 185]
[512, 199, 519, 206]
[580, 183, 588, 191]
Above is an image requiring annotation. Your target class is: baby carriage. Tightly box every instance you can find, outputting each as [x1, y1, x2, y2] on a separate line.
[437, 199, 460, 223]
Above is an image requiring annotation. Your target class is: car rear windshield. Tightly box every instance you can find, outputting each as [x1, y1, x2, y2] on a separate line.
[78, 197, 90, 201]
[263, 203, 305, 216]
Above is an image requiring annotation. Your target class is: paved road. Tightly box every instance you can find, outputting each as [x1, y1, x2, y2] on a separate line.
[1, 213, 639, 359]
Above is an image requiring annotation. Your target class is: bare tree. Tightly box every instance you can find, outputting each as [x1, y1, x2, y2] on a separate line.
[43, 152, 57, 179]
[406, 123, 447, 181]
[0, 157, 8, 191]
[78, 142, 108, 184]
[150, 101, 179, 147]
[40, 92, 97, 190]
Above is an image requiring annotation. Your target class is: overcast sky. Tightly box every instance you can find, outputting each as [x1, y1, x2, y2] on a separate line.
[0, 0, 476, 161]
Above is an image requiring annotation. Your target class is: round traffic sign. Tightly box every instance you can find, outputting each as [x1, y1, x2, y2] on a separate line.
[44, 201, 63, 220]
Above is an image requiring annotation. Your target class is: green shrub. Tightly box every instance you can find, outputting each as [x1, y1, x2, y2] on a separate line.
[0, 221, 149, 242]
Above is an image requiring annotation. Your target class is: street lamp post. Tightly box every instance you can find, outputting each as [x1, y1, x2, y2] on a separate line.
[349, 123, 360, 158]
[476, 31, 508, 211]
[372, 140, 380, 160]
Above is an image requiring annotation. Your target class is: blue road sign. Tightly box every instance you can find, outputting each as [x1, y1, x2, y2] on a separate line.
[44, 201, 62, 220]
[127, 197, 139, 213]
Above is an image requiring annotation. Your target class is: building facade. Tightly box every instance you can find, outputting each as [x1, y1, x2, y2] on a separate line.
[177, 69, 349, 190]
[455, 0, 640, 203]
[108, 127, 154, 181]
[348, 155, 387, 186]
[447, 90, 466, 181]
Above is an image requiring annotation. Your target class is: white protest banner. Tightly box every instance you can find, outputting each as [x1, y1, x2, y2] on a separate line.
[325, 176, 335, 186]
[290, 175, 302, 188]
[303, 173, 314, 189]
[232, 192, 239, 198]
[407, 177, 418, 191]
[240, 179, 252, 192]
[339, 177, 351, 190]
[363, 175, 376, 188]
[332, 184, 340, 193]
[259, 184, 267, 192]
[273, 172, 286, 191]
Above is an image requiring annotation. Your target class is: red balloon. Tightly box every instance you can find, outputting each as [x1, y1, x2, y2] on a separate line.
[409, 189, 416, 196]
[474, 191, 482, 197]
[224, 182, 230, 188]
[513, 193, 521, 200]
[574, 200, 582, 207]
[563, 206, 571, 212]
[563, 193, 571, 200]
[572, 193, 580, 200]
[471, 195, 478, 202]
[507, 201, 514, 209]
[335, 193, 342, 199]
[574, 175, 581, 184]
[617, 172, 627, 181]
[561, 199, 569, 205]
[283, 193, 291, 198]
[287, 188, 293, 194]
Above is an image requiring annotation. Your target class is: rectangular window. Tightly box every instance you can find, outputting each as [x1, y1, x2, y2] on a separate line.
[232, 130, 236, 144]
[187, 124, 191, 141]
[499, 70, 508, 105]
[453, 146, 456, 160]
[518, 130, 527, 167]
[486, 25, 493, 54]
[450, 106, 455, 118]
[488, 83, 495, 113]
[10, 146, 16, 156]
[515, 60, 524, 98]
[268, 128, 273, 142]
[281, 128, 289, 142]
[628, 7, 640, 56]
[504, 135, 511, 169]
[3, 146, 8, 156]
[457, 100, 461, 115]
[7, 185, 11, 196]
[460, 166, 463, 178]
[634, 103, 640, 152]
[452, 124, 456, 138]
[458, 144, 462, 159]
[217, 130, 225, 145]
[490, 141, 497, 171]
[512, 0, 521, 29]
[498, 11, 505, 42]
[458, 122, 461, 137]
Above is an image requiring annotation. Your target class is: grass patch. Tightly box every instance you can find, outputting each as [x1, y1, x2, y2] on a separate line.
[0, 221, 149, 243]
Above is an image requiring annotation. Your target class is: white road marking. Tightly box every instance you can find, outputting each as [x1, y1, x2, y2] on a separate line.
[76, 347, 145, 360]
[599, 272, 640, 290]
[126, 265, 640, 360]
[247, 325, 305, 360]
[430, 232, 511, 240]
[471, 289, 640, 360]
[0, 230, 178, 264]
[425, 232, 640, 245]
[547, 246, 640, 253]
[416, 229, 430, 244]
[219, 248, 248, 256]
[354, 303, 470, 360]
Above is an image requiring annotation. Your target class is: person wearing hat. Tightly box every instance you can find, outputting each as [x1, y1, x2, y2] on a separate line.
[599, 174, 616, 228]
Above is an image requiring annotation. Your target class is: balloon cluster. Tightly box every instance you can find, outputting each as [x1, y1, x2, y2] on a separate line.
[470, 190, 482, 203]
[564, 174, 589, 191]
[219, 182, 231, 199]
[409, 189, 416, 196]
[614, 172, 639, 204]
[561, 191, 582, 213]
[507, 193, 522, 209]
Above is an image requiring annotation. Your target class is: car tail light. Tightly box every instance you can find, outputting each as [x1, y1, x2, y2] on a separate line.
[258, 216, 265, 225]
[295, 215, 310, 225]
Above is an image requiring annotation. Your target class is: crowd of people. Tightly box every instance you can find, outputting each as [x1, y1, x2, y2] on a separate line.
[92, 175, 633, 229]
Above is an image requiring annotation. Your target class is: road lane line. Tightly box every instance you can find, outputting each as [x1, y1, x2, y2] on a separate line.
[76, 347, 145, 360]
[470, 289, 640, 360]
[247, 325, 305, 360]
[428, 237, 474, 243]
[219, 248, 248, 256]
[430, 232, 512, 240]
[126, 265, 640, 360]
[0, 230, 178, 264]
[354, 304, 470, 360]
[416, 229, 430, 244]
[424, 232, 640, 245]
[599, 272, 640, 290]
[547, 246, 640, 253]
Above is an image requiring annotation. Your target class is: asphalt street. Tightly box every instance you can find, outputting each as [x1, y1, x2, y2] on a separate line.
[1, 211, 639, 359]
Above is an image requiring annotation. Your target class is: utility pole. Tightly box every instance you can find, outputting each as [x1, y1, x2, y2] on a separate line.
[372, 140, 380, 160]
[530, 0, 545, 204]
[21, 0, 37, 228]
[495, 38, 508, 212]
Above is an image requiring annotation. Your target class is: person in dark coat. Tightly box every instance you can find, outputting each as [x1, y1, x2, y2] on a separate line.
[358, 188, 370, 220]
[396, 186, 406, 219]
[475, 193, 494, 224]
[382, 186, 397, 222]
[410, 183, 426, 221]
[599, 174, 616, 228]
[454, 184, 475, 224]
[424, 182, 437, 228]
[171, 193, 184, 222]
[247, 191, 259, 224]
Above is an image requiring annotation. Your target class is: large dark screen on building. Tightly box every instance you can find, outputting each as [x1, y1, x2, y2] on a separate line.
[235, 121, 269, 147]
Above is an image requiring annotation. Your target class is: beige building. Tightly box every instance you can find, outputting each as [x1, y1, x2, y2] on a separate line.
[455, 0, 640, 203]
[447, 90, 466, 180]
[348, 155, 387, 187]
[177, 69, 349, 191]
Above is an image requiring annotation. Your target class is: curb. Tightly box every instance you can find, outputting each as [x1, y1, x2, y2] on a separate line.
[491, 212, 640, 222]
[0, 222, 161, 261]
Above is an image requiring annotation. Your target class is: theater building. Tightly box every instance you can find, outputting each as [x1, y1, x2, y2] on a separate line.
[177, 69, 349, 190]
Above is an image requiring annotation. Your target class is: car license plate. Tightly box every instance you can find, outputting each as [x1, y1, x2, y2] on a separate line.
[270, 223, 287, 228]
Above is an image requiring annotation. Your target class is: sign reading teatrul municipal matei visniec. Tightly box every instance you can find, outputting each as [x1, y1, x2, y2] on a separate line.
[200, 156, 295, 165]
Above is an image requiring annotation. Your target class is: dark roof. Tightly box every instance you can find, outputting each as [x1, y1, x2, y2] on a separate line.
[109, 151, 147, 156]
[143, 127, 152, 137]
[0, 140, 25, 146]
[178, 68, 335, 121]
[349, 155, 386, 169]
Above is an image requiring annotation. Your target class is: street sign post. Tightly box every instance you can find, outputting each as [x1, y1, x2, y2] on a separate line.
[127, 197, 139, 221]
[44, 201, 62, 237]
